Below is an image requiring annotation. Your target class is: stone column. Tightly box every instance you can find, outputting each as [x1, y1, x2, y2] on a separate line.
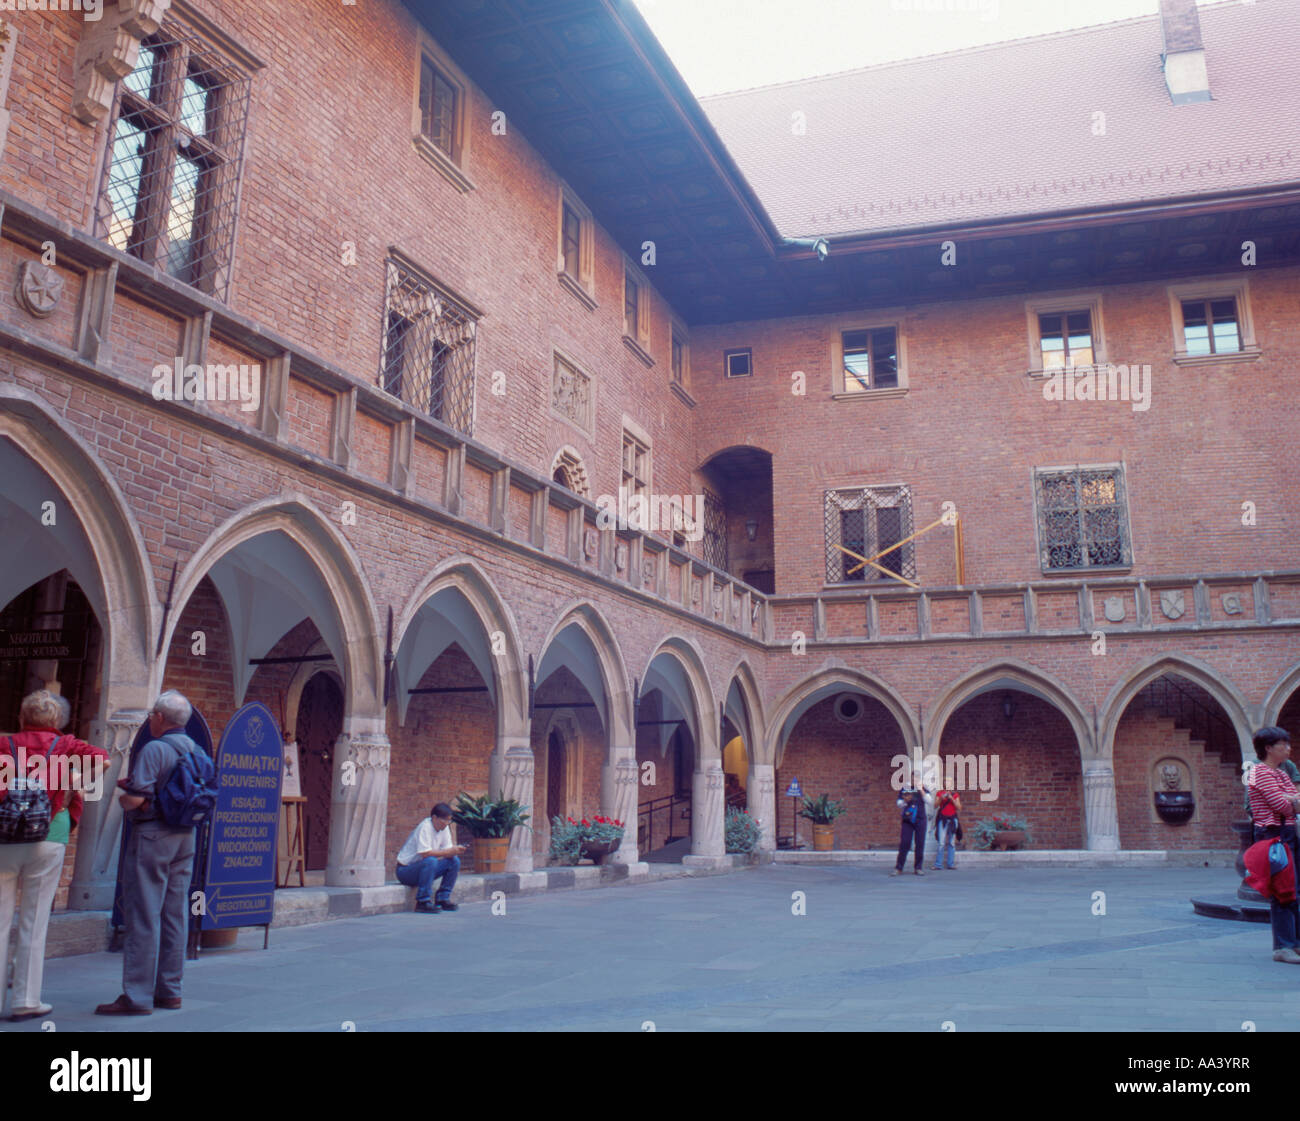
[1083, 760, 1121, 851]
[603, 746, 639, 863]
[748, 763, 777, 852]
[69, 707, 146, 910]
[689, 765, 725, 859]
[490, 736, 534, 873]
[326, 718, 389, 887]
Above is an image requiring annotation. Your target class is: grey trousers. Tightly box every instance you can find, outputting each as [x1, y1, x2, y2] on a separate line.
[121, 822, 195, 1007]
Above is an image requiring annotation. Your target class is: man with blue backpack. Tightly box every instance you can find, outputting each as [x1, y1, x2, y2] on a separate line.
[96, 690, 216, 1016]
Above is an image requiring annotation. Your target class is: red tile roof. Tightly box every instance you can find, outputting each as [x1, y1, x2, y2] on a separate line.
[699, 1, 1300, 239]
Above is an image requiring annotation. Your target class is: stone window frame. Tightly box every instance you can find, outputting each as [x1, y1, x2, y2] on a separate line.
[1167, 277, 1261, 367]
[823, 483, 915, 586]
[669, 318, 696, 407]
[1031, 462, 1134, 575]
[550, 446, 591, 498]
[551, 348, 595, 438]
[621, 416, 652, 507]
[622, 258, 653, 367]
[95, 11, 255, 300]
[557, 183, 597, 310]
[829, 311, 909, 400]
[1024, 292, 1107, 377]
[411, 29, 474, 194]
[379, 252, 481, 437]
[724, 347, 753, 378]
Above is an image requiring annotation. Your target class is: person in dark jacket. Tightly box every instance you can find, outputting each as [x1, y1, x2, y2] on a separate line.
[891, 772, 928, 876]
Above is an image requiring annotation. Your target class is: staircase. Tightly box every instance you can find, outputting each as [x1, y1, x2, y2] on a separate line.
[1138, 677, 1241, 783]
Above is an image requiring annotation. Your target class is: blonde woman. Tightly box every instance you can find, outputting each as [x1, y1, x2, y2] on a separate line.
[0, 690, 108, 1021]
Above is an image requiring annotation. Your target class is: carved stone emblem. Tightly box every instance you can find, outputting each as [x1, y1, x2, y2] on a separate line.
[1103, 595, 1126, 623]
[615, 542, 628, 571]
[1159, 589, 1185, 620]
[691, 580, 701, 605]
[1221, 593, 1243, 615]
[1160, 763, 1182, 791]
[552, 356, 591, 429]
[15, 261, 63, 318]
[642, 558, 655, 586]
[712, 588, 723, 615]
[583, 528, 598, 559]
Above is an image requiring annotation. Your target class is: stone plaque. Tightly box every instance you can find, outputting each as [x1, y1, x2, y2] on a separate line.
[1103, 595, 1126, 623]
[15, 260, 62, 318]
[583, 527, 598, 559]
[1159, 589, 1185, 620]
[615, 542, 628, 571]
[1221, 593, 1243, 615]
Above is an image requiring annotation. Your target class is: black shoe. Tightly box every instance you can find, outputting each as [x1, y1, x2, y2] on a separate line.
[415, 901, 439, 914]
[436, 900, 459, 912]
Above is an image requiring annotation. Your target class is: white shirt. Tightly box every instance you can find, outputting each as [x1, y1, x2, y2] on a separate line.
[396, 818, 453, 866]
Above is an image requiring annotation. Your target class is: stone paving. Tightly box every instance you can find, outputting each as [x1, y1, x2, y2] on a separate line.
[8, 863, 1296, 1032]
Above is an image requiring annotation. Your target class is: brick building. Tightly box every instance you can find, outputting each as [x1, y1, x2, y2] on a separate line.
[0, 0, 1297, 912]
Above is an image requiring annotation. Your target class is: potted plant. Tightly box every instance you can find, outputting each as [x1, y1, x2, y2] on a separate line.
[724, 806, 763, 854]
[798, 793, 847, 851]
[451, 792, 531, 873]
[972, 814, 1033, 851]
[548, 814, 624, 865]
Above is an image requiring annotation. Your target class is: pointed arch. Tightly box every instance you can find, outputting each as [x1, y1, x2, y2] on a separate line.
[929, 658, 1093, 759]
[1099, 654, 1253, 762]
[393, 556, 528, 736]
[721, 658, 767, 764]
[768, 665, 919, 767]
[162, 495, 381, 717]
[0, 387, 157, 711]
[537, 602, 634, 747]
[1263, 661, 1300, 727]
[641, 635, 720, 762]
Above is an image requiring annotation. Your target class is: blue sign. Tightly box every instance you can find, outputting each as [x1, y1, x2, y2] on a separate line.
[785, 777, 802, 798]
[202, 702, 283, 929]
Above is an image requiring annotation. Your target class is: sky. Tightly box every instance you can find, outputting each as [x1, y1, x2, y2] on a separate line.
[632, 0, 1198, 97]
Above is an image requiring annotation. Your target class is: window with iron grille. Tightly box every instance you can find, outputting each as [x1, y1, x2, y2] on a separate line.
[702, 489, 728, 571]
[824, 486, 914, 583]
[1035, 466, 1131, 571]
[97, 21, 252, 298]
[380, 257, 477, 436]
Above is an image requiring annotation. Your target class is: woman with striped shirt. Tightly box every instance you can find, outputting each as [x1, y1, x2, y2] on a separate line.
[1248, 726, 1300, 964]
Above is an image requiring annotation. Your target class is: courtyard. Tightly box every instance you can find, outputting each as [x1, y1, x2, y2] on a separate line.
[10, 864, 1289, 1034]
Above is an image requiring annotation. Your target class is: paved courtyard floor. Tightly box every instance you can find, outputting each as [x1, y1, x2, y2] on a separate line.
[10, 863, 1295, 1033]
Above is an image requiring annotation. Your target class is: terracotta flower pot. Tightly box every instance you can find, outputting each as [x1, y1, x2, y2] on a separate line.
[473, 836, 509, 873]
[812, 824, 835, 851]
[992, 830, 1026, 851]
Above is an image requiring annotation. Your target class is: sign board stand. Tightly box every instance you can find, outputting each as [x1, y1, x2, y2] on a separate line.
[195, 701, 283, 956]
[784, 776, 803, 850]
[278, 796, 306, 888]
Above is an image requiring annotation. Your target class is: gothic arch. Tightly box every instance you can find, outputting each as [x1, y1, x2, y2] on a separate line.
[162, 495, 381, 718]
[929, 658, 1093, 760]
[641, 635, 720, 763]
[0, 386, 156, 711]
[537, 602, 634, 747]
[550, 446, 590, 497]
[722, 658, 767, 764]
[393, 557, 528, 737]
[768, 665, 919, 767]
[1263, 661, 1300, 727]
[1099, 653, 1253, 763]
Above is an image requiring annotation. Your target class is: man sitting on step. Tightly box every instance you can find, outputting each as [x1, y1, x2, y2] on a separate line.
[395, 802, 466, 913]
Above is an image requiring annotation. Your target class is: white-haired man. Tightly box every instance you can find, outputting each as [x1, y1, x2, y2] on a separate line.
[96, 690, 201, 1015]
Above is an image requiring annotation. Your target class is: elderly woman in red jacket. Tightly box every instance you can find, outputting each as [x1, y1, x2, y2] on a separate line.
[0, 689, 109, 1020]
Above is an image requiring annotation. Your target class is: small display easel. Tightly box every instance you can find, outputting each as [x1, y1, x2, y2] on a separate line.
[279, 797, 306, 887]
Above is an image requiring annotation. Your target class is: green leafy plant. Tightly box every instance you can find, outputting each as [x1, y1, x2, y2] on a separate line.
[549, 814, 624, 865]
[724, 807, 762, 853]
[971, 814, 1032, 850]
[451, 792, 531, 839]
[797, 793, 847, 824]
